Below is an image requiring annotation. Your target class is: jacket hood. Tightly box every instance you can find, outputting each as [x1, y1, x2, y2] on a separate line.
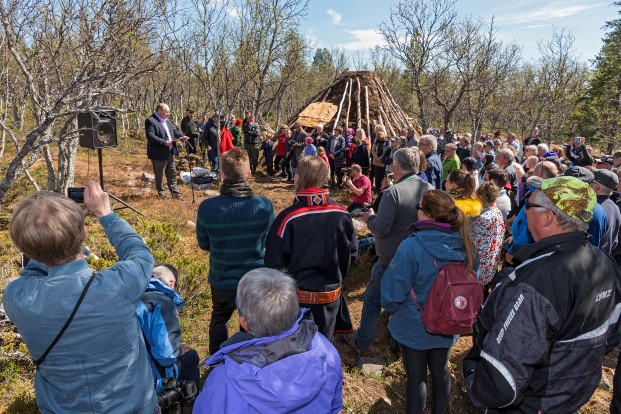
[415, 229, 467, 263]
[145, 279, 185, 309]
[205, 312, 332, 412]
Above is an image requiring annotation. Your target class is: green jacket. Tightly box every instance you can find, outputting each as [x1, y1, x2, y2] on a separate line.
[442, 155, 461, 182]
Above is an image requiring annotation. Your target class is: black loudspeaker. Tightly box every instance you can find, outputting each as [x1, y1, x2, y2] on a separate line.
[78, 109, 117, 149]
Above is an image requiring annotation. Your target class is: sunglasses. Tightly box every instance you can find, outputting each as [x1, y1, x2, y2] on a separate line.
[525, 202, 557, 215]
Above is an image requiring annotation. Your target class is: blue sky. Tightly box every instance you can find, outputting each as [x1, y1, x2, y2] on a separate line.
[305, 0, 617, 64]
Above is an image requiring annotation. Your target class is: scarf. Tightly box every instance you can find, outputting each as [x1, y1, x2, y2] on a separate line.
[220, 179, 253, 198]
[409, 220, 455, 233]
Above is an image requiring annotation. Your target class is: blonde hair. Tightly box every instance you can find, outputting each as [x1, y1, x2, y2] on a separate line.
[295, 156, 329, 192]
[418, 190, 477, 274]
[10, 192, 85, 267]
[317, 146, 326, 155]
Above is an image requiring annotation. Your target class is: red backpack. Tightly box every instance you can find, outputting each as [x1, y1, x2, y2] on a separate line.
[410, 260, 484, 335]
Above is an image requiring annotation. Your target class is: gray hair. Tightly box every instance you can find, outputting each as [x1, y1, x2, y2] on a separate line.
[393, 147, 421, 174]
[236, 268, 299, 337]
[356, 128, 366, 139]
[316, 123, 323, 129]
[497, 148, 515, 164]
[420, 134, 438, 151]
[533, 190, 588, 233]
[537, 143, 549, 153]
[524, 145, 537, 154]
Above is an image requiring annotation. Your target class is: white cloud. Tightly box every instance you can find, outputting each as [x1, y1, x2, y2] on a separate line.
[337, 29, 385, 51]
[227, 7, 240, 18]
[326, 8, 342, 25]
[496, 2, 605, 24]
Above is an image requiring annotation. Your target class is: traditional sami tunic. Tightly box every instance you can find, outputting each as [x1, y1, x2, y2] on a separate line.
[264, 188, 358, 340]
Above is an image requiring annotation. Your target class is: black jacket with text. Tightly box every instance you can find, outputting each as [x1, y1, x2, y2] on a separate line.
[464, 232, 621, 413]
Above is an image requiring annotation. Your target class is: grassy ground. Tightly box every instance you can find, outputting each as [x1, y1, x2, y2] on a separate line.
[0, 139, 617, 413]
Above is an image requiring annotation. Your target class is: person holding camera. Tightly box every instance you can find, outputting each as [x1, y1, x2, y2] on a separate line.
[193, 268, 344, 414]
[345, 164, 372, 213]
[565, 136, 594, 167]
[4, 181, 158, 413]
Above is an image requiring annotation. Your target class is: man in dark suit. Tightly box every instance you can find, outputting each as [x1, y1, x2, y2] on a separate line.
[145, 102, 188, 199]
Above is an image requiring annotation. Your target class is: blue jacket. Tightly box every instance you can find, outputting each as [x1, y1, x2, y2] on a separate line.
[3, 213, 157, 414]
[425, 151, 443, 189]
[136, 279, 185, 392]
[381, 227, 476, 350]
[193, 313, 343, 414]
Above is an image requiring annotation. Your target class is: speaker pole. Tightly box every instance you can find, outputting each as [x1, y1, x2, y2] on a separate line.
[96, 147, 145, 216]
[98, 148, 105, 189]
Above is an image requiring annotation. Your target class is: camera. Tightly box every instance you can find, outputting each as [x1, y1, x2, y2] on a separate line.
[158, 379, 198, 414]
[341, 167, 352, 177]
[574, 137, 581, 142]
[68, 187, 85, 203]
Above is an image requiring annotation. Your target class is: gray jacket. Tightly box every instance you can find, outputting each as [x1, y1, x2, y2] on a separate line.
[367, 173, 434, 265]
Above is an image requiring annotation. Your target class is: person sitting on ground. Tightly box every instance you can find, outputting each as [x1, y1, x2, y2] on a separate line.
[445, 169, 482, 218]
[193, 268, 344, 414]
[137, 264, 200, 394]
[345, 164, 372, 213]
[265, 156, 357, 341]
[381, 190, 479, 414]
[4, 181, 158, 413]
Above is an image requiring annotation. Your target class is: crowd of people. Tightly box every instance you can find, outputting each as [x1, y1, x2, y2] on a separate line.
[4, 102, 621, 414]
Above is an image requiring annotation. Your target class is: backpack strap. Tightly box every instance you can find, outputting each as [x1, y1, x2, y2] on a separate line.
[409, 288, 422, 312]
[35, 271, 98, 366]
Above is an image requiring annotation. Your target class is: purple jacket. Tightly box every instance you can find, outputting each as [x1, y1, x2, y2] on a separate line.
[193, 313, 343, 413]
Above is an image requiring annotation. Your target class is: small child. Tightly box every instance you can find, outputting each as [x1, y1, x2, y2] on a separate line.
[260, 134, 275, 176]
[304, 136, 317, 157]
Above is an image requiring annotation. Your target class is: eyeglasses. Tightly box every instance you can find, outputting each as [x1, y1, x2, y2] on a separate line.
[525, 202, 557, 215]
[416, 202, 423, 212]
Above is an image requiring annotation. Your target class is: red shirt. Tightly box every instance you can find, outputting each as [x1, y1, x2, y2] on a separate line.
[351, 175, 372, 204]
[276, 134, 287, 156]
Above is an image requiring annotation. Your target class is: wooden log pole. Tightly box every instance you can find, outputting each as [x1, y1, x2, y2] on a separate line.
[333, 80, 349, 134]
[345, 78, 353, 130]
[356, 77, 362, 129]
[380, 106, 396, 136]
[365, 85, 371, 139]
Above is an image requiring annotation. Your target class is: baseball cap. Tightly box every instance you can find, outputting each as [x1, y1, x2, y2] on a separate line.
[526, 176, 596, 223]
[305, 136, 314, 145]
[593, 169, 619, 191]
[613, 151, 621, 158]
[596, 155, 614, 165]
[186, 107, 195, 112]
[563, 166, 594, 183]
[485, 140, 494, 148]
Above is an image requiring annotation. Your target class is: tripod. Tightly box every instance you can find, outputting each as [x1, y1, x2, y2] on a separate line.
[97, 148, 145, 216]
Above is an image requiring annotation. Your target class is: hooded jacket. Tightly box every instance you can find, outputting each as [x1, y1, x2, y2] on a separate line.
[381, 225, 476, 350]
[193, 313, 343, 413]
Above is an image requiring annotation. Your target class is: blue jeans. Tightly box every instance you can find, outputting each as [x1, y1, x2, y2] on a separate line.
[208, 149, 218, 172]
[356, 261, 387, 351]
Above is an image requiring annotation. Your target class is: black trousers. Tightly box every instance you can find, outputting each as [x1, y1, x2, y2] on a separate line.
[400, 345, 451, 414]
[177, 346, 200, 387]
[264, 153, 274, 176]
[208, 287, 237, 355]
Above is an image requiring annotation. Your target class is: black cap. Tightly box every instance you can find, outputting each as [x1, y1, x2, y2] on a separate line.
[593, 169, 619, 190]
[186, 107, 195, 113]
[563, 166, 594, 183]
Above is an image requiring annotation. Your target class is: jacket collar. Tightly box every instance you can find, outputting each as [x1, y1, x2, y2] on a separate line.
[513, 231, 589, 264]
[46, 258, 89, 278]
[145, 279, 185, 309]
[294, 188, 330, 206]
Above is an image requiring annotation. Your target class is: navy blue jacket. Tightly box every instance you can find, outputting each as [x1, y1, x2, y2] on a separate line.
[145, 113, 184, 161]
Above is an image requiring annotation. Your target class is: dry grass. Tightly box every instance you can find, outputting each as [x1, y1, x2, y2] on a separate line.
[0, 140, 616, 413]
